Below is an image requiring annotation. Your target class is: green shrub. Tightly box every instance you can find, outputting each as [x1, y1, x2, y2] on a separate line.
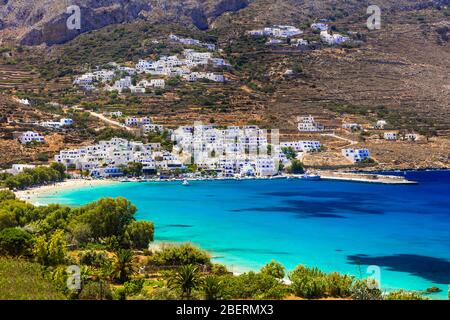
[211, 263, 229, 275]
[79, 250, 110, 268]
[203, 275, 223, 300]
[221, 272, 287, 300]
[123, 278, 144, 296]
[0, 190, 16, 202]
[79, 280, 112, 300]
[147, 287, 178, 300]
[260, 260, 286, 280]
[289, 265, 328, 299]
[385, 290, 427, 300]
[326, 272, 354, 298]
[0, 228, 33, 257]
[147, 243, 211, 267]
[125, 221, 154, 249]
[351, 279, 383, 300]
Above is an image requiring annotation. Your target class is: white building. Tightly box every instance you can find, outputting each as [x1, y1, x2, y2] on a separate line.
[125, 117, 151, 127]
[342, 148, 371, 163]
[384, 132, 398, 141]
[54, 138, 167, 176]
[404, 133, 419, 142]
[374, 120, 387, 130]
[19, 131, 45, 144]
[298, 116, 325, 132]
[17, 98, 30, 106]
[281, 141, 322, 152]
[320, 31, 350, 45]
[142, 124, 164, 134]
[5, 164, 36, 175]
[262, 25, 302, 38]
[41, 118, 73, 129]
[311, 23, 329, 31]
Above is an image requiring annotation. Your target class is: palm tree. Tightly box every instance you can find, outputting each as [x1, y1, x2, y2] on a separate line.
[168, 264, 202, 299]
[203, 275, 223, 300]
[113, 249, 135, 284]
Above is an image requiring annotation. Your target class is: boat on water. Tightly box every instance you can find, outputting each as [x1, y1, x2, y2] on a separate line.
[182, 179, 190, 186]
[299, 171, 321, 181]
[120, 178, 131, 183]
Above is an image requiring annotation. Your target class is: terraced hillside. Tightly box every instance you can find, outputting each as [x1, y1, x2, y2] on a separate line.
[0, 65, 40, 90]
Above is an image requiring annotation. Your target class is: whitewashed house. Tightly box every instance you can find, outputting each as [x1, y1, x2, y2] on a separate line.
[112, 77, 132, 93]
[384, 132, 398, 141]
[298, 116, 325, 132]
[41, 118, 73, 129]
[125, 117, 151, 127]
[404, 133, 419, 142]
[5, 164, 36, 175]
[17, 98, 30, 106]
[342, 148, 371, 163]
[142, 124, 164, 134]
[320, 31, 350, 45]
[19, 131, 45, 144]
[374, 120, 387, 130]
[281, 141, 322, 152]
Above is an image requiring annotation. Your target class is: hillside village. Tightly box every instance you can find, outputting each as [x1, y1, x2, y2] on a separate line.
[73, 35, 229, 94]
[0, 4, 449, 174]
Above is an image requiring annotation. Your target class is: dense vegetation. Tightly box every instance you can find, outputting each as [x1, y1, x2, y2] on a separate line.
[1, 163, 67, 190]
[0, 189, 432, 300]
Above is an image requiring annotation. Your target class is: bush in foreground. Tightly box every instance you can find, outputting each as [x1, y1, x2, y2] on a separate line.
[147, 243, 211, 267]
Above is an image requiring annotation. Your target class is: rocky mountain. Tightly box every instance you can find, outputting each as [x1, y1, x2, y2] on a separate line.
[1, 0, 448, 45]
[0, 0, 249, 45]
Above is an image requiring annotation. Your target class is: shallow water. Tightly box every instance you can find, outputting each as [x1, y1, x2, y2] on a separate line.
[37, 171, 450, 299]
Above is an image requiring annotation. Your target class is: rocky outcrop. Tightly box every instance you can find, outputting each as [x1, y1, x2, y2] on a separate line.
[0, 0, 249, 46]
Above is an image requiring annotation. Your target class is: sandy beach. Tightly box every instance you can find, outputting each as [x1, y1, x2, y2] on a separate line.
[14, 179, 118, 204]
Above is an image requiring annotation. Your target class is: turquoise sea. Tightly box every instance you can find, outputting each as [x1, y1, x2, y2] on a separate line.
[36, 170, 450, 299]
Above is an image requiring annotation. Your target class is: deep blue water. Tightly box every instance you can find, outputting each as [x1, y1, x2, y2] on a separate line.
[37, 171, 450, 299]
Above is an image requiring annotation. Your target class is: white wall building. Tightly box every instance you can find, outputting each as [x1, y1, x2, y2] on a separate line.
[320, 31, 350, 45]
[5, 164, 36, 175]
[342, 148, 371, 163]
[125, 117, 151, 127]
[298, 116, 325, 132]
[19, 131, 45, 144]
[384, 132, 398, 141]
[281, 141, 322, 152]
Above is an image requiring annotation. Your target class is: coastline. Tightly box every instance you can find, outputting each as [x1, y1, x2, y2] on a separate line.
[14, 179, 119, 204]
[319, 171, 418, 184]
[13, 170, 420, 205]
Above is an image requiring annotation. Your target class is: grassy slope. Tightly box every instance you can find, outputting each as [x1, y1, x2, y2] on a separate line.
[0, 257, 66, 300]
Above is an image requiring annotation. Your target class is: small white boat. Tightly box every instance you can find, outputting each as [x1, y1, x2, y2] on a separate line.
[299, 171, 321, 181]
[182, 179, 190, 186]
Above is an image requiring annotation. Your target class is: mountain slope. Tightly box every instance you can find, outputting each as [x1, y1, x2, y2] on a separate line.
[0, 0, 249, 45]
